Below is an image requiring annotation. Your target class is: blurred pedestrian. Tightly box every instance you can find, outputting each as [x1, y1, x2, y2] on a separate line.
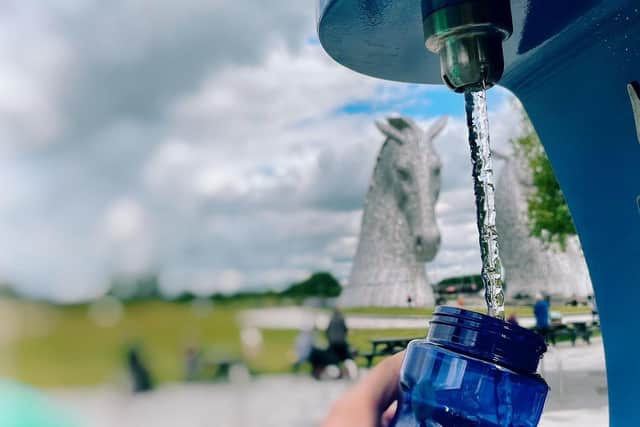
[293, 326, 315, 372]
[126, 344, 154, 393]
[185, 345, 201, 381]
[326, 307, 352, 378]
[588, 295, 599, 323]
[533, 293, 550, 342]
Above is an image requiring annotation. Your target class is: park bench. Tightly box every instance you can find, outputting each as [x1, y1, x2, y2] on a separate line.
[546, 322, 598, 346]
[361, 337, 419, 368]
[205, 358, 247, 381]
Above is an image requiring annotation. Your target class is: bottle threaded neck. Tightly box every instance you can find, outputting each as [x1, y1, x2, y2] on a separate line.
[428, 306, 546, 374]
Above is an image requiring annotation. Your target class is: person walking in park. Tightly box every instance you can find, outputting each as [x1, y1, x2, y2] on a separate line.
[533, 293, 550, 342]
[184, 345, 201, 382]
[126, 343, 154, 393]
[588, 294, 599, 323]
[293, 326, 315, 373]
[326, 307, 352, 377]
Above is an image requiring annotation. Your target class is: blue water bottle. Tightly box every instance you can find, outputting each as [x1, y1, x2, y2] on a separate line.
[391, 307, 549, 426]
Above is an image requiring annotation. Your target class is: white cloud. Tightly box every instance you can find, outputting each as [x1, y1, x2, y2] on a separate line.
[0, 1, 525, 301]
[0, 5, 68, 148]
[104, 198, 145, 242]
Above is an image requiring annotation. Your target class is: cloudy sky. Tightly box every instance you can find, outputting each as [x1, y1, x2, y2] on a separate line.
[0, 1, 525, 302]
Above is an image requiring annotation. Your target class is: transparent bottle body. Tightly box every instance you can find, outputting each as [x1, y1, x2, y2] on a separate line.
[390, 340, 548, 427]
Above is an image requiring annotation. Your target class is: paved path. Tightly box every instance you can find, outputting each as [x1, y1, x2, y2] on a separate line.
[240, 306, 594, 330]
[50, 338, 608, 427]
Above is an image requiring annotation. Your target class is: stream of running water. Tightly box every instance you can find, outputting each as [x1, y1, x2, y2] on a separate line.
[464, 88, 505, 320]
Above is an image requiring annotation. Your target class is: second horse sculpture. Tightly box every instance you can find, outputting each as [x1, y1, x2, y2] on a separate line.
[494, 146, 593, 299]
[341, 116, 447, 307]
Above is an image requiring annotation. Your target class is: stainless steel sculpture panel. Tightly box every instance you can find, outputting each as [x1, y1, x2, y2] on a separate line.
[341, 117, 446, 307]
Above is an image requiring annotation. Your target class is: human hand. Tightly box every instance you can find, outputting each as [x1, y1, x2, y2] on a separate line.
[322, 351, 404, 427]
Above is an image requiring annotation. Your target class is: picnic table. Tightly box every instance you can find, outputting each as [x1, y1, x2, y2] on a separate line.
[361, 337, 420, 368]
[530, 321, 599, 346]
[547, 321, 598, 346]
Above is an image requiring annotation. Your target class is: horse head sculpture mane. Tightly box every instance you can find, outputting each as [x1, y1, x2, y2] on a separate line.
[341, 116, 447, 307]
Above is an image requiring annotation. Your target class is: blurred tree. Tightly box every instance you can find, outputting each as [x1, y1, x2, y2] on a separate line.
[107, 271, 342, 304]
[109, 275, 161, 302]
[0, 283, 18, 298]
[281, 272, 342, 299]
[512, 111, 576, 249]
[434, 274, 483, 294]
[437, 274, 482, 286]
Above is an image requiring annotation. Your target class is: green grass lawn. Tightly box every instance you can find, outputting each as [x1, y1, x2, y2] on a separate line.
[0, 300, 427, 387]
[3, 301, 243, 387]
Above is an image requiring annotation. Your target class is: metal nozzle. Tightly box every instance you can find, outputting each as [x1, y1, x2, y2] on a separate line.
[422, 0, 513, 92]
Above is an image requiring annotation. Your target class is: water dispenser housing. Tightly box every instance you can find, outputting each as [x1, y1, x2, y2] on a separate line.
[318, 1, 640, 425]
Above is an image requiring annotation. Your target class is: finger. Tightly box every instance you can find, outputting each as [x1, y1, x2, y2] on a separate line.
[357, 351, 404, 413]
[322, 351, 405, 427]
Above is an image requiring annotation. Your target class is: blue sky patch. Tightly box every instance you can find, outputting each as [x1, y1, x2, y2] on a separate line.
[336, 85, 509, 119]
